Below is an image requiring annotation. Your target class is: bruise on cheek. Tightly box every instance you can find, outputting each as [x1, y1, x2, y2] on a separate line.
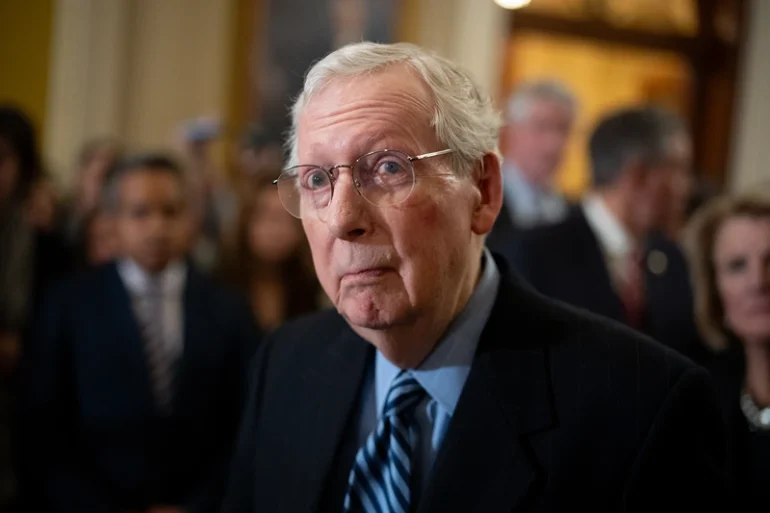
[419, 201, 441, 228]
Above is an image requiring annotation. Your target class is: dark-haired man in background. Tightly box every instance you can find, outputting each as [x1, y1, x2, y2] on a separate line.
[506, 106, 703, 361]
[19, 154, 260, 513]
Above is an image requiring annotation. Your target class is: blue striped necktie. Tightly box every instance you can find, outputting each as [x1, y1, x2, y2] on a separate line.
[343, 371, 426, 513]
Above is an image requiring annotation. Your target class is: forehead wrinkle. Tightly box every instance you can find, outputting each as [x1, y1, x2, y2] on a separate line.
[305, 93, 431, 131]
[300, 103, 433, 162]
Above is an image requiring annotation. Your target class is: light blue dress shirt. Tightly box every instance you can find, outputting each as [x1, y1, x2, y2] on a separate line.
[503, 162, 568, 228]
[356, 248, 501, 497]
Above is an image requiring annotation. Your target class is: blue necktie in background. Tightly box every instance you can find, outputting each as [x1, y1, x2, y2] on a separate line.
[343, 371, 425, 513]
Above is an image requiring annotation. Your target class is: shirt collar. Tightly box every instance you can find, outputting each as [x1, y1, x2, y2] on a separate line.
[117, 259, 187, 297]
[582, 194, 634, 257]
[503, 162, 538, 207]
[375, 247, 501, 417]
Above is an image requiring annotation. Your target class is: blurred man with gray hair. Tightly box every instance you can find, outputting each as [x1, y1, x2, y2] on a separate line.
[223, 42, 729, 513]
[501, 80, 576, 226]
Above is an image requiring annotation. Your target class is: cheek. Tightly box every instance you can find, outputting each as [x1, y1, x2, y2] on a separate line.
[115, 219, 137, 247]
[248, 222, 265, 253]
[394, 199, 468, 289]
[718, 275, 750, 319]
[173, 217, 191, 243]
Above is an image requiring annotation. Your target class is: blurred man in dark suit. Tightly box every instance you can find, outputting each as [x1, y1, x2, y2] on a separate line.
[486, 80, 577, 258]
[504, 106, 703, 361]
[222, 42, 729, 513]
[19, 153, 260, 513]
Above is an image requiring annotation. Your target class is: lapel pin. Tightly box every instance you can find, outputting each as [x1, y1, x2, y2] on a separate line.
[647, 250, 668, 275]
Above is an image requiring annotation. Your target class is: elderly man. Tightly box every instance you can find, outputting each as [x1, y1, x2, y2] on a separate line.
[222, 42, 729, 513]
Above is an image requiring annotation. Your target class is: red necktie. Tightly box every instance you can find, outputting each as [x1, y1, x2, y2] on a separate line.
[620, 249, 645, 328]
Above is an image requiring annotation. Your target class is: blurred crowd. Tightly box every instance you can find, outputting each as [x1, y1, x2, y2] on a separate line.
[0, 72, 767, 511]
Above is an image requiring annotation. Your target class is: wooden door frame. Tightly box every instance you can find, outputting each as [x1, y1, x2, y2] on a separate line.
[505, 0, 749, 186]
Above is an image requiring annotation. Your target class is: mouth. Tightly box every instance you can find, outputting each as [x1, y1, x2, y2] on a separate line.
[341, 267, 393, 283]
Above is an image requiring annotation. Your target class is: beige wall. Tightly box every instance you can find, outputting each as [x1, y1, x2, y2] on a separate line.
[44, 0, 765, 191]
[44, 0, 236, 184]
[730, 0, 770, 192]
[411, 0, 508, 100]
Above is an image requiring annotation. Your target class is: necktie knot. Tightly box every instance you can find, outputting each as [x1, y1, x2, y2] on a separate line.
[382, 371, 425, 419]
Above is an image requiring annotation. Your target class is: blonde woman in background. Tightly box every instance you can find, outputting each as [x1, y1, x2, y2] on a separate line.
[685, 192, 770, 508]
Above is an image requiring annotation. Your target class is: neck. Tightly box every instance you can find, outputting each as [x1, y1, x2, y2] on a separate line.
[354, 250, 484, 369]
[744, 341, 770, 407]
[593, 188, 644, 242]
[128, 258, 175, 277]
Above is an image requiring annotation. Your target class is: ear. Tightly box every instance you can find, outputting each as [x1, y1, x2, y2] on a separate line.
[470, 152, 503, 236]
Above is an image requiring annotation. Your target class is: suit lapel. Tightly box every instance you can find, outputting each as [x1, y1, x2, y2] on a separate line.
[569, 211, 626, 321]
[283, 324, 373, 513]
[418, 271, 556, 513]
[173, 266, 209, 412]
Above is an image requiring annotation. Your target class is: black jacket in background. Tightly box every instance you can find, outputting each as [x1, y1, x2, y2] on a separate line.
[498, 209, 706, 363]
[18, 262, 261, 513]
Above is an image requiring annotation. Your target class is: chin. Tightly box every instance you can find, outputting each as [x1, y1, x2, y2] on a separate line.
[138, 257, 173, 273]
[337, 291, 412, 331]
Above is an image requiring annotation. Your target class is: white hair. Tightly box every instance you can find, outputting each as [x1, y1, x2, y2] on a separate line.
[286, 42, 502, 176]
[506, 79, 577, 123]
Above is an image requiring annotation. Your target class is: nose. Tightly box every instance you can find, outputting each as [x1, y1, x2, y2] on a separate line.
[147, 210, 171, 236]
[324, 171, 371, 240]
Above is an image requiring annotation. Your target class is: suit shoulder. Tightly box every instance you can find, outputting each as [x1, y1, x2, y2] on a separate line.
[516, 217, 586, 259]
[550, 298, 695, 377]
[510, 279, 698, 389]
[50, 264, 113, 298]
[530, 299, 701, 429]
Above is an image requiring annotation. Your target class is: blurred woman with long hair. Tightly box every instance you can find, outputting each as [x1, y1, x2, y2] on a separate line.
[218, 172, 323, 331]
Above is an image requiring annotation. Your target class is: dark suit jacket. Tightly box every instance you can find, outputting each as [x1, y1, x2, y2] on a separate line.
[485, 196, 578, 264]
[18, 262, 261, 513]
[222, 256, 730, 513]
[707, 347, 770, 509]
[499, 209, 706, 362]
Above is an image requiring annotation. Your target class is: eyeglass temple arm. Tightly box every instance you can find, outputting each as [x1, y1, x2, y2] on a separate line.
[409, 148, 454, 162]
[272, 149, 454, 182]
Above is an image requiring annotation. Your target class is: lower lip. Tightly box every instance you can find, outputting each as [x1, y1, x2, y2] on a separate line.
[343, 268, 391, 282]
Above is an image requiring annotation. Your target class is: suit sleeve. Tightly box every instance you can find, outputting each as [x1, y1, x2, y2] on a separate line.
[17, 283, 116, 513]
[219, 332, 273, 513]
[184, 295, 263, 513]
[622, 366, 734, 511]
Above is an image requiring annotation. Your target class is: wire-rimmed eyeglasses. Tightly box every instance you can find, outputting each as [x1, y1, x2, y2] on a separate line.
[272, 148, 454, 219]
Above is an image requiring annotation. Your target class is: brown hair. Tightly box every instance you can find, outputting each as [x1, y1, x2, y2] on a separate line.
[218, 171, 321, 324]
[683, 192, 770, 351]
